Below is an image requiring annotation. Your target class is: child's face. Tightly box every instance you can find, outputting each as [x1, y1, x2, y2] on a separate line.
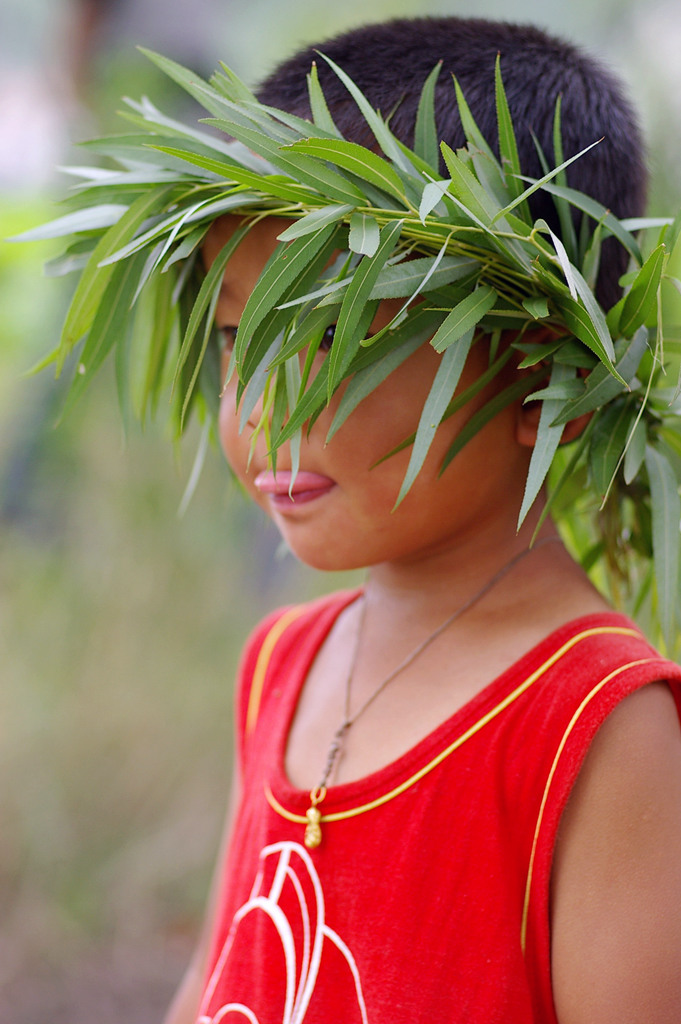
[204, 215, 533, 572]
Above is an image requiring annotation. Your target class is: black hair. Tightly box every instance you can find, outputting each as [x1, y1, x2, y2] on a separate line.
[257, 17, 647, 309]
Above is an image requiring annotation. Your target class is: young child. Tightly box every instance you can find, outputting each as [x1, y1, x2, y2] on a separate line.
[156, 18, 681, 1024]
[18, 12, 681, 1023]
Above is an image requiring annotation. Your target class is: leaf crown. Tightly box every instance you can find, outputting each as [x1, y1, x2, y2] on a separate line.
[15, 50, 681, 649]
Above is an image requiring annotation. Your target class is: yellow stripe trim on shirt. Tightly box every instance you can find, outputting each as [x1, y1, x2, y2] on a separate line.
[265, 625, 641, 826]
[245, 606, 307, 738]
[519, 656, 661, 953]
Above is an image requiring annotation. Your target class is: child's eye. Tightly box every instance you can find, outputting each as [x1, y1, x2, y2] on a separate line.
[319, 324, 336, 352]
[219, 326, 238, 351]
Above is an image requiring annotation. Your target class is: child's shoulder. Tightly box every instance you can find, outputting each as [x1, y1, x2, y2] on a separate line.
[551, 678, 681, 1022]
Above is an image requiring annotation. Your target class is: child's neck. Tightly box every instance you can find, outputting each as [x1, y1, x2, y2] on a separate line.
[285, 517, 610, 790]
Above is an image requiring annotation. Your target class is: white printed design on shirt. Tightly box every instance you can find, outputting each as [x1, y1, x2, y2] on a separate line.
[197, 841, 368, 1024]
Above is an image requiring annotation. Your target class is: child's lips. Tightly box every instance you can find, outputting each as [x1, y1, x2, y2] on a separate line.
[253, 470, 336, 506]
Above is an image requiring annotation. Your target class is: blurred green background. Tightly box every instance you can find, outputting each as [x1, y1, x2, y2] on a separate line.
[1, 1, 679, 1021]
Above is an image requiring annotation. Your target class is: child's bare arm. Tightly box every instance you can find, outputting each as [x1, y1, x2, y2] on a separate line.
[163, 769, 241, 1024]
[551, 682, 681, 1023]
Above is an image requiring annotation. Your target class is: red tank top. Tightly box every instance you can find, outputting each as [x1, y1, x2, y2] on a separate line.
[197, 591, 681, 1024]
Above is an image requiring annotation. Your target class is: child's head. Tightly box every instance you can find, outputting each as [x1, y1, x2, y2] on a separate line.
[257, 17, 647, 309]
[206, 214, 535, 573]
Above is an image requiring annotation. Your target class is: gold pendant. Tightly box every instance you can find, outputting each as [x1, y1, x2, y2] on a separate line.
[304, 786, 326, 849]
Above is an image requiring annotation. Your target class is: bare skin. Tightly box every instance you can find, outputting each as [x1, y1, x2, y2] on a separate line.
[164, 215, 681, 1024]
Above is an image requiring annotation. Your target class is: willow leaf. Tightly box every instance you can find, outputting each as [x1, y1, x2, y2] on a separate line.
[371, 255, 476, 300]
[550, 96, 579, 262]
[522, 296, 550, 320]
[9, 205, 127, 242]
[419, 180, 451, 222]
[61, 186, 175, 358]
[414, 62, 442, 170]
[453, 77, 498, 169]
[551, 327, 647, 424]
[327, 220, 403, 394]
[267, 307, 339, 368]
[396, 329, 475, 506]
[517, 362, 574, 524]
[349, 213, 380, 256]
[430, 286, 497, 353]
[60, 252, 146, 418]
[202, 118, 365, 204]
[645, 444, 681, 649]
[589, 400, 632, 499]
[546, 224, 578, 299]
[174, 223, 251, 394]
[277, 204, 355, 241]
[440, 143, 500, 225]
[492, 138, 602, 224]
[236, 224, 338, 361]
[623, 417, 647, 484]
[318, 53, 413, 173]
[307, 62, 340, 135]
[237, 337, 282, 432]
[275, 360, 331, 445]
[526, 181, 642, 264]
[618, 243, 667, 338]
[285, 138, 407, 204]
[139, 49, 237, 118]
[554, 294, 620, 374]
[494, 56, 529, 220]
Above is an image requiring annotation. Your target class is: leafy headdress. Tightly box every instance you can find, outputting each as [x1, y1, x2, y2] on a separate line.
[16, 49, 681, 649]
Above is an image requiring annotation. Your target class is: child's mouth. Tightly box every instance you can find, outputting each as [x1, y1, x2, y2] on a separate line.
[254, 470, 336, 506]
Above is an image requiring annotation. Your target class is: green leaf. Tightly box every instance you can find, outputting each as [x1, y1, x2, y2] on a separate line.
[140, 48, 232, 118]
[551, 328, 647, 424]
[60, 251, 147, 418]
[236, 224, 339, 362]
[419, 180, 451, 222]
[60, 186, 176, 358]
[285, 138, 407, 204]
[173, 223, 251, 399]
[277, 203, 355, 241]
[623, 416, 647, 484]
[430, 286, 497, 353]
[395, 329, 475, 505]
[268, 305, 339, 367]
[553, 294, 620, 376]
[318, 52, 413, 173]
[524, 180, 643, 264]
[371, 255, 476, 299]
[518, 362, 575, 525]
[522, 296, 550, 320]
[348, 213, 380, 257]
[327, 219, 403, 394]
[275, 360, 331, 445]
[440, 142, 501, 226]
[8, 205, 127, 242]
[494, 56, 529, 221]
[202, 117, 366, 205]
[645, 444, 680, 649]
[307, 62, 341, 136]
[414, 62, 442, 170]
[492, 138, 603, 224]
[588, 400, 633, 499]
[618, 243, 667, 338]
[550, 96, 579, 262]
